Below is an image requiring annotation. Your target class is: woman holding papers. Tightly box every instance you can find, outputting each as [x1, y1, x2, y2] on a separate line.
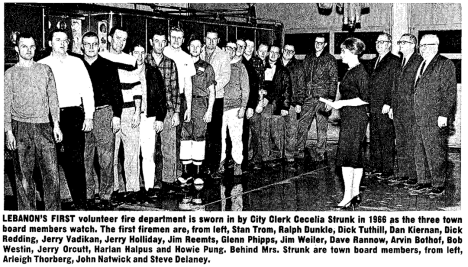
[323, 37, 369, 210]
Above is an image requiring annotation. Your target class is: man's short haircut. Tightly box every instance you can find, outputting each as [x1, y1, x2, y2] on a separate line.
[401, 33, 418, 46]
[236, 38, 246, 44]
[270, 43, 281, 51]
[16, 32, 35, 46]
[379, 32, 392, 43]
[169, 27, 184, 37]
[205, 30, 219, 38]
[316, 33, 328, 43]
[188, 35, 203, 46]
[82, 31, 98, 41]
[258, 42, 269, 50]
[109, 26, 128, 37]
[151, 28, 167, 40]
[130, 41, 145, 53]
[284, 43, 295, 50]
[49, 28, 68, 41]
[421, 34, 440, 45]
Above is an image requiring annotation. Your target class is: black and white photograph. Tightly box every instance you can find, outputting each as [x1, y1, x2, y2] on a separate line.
[1, 2, 465, 266]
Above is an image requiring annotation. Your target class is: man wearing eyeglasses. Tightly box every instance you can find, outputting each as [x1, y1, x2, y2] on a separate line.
[388, 34, 423, 186]
[367, 33, 400, 179]
[410, 34, 457, 195]
[80, 31, 123, 209]
[39, 29, 95, 210]
[280, 44, 305, 166]
[300, 35, 338, 162]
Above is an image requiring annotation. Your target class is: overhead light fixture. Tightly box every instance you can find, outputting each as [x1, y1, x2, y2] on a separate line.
[318, 3, 369, 31]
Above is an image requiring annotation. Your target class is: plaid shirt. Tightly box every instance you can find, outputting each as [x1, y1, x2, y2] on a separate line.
[146, 53, 180, 113]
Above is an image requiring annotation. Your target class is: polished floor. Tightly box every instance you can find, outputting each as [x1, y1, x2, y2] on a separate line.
[4, 144, 460, 211]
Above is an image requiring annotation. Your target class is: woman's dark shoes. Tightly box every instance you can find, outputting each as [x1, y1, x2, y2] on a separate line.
[352, 194, 362, 206]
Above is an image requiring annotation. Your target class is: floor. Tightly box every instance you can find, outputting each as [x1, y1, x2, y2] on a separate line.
[4, 144, 460, 212]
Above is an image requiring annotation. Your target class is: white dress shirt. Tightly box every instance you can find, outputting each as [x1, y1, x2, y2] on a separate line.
[39, 54, 95, 119]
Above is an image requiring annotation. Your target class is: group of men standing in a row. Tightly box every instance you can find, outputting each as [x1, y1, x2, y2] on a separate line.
[4, 24, 456, 211]
[367, 32, 456, 196]
[4, 26, 335, 211]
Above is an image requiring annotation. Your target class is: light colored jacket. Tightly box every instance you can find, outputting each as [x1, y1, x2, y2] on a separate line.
[201, 46, 231, 99]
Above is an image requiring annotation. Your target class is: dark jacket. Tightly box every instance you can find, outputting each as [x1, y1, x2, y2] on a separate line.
[367, 52, 400, 113]
[264, 61, 292, 115]
[280, 56, 306, 106]
[303, 50, 338, 100]
[80, 55, 124, 118]
[145, 63, 167, 121]
[392, 52, 423, 119]
[414, 54, 457, 127]
[242, 56, 260, 109]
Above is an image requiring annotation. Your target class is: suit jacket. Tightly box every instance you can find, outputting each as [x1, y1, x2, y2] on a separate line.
[367, 52, 400, 113]
[392, 52, 423, 121]
[414, 54, 457, 127]
[264, 62, 292, 115]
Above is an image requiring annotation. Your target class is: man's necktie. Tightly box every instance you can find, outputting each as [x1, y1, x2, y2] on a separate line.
[374, 56, 381, 70]
[415, 61, 426, 87]
[401, 58, 406, 68]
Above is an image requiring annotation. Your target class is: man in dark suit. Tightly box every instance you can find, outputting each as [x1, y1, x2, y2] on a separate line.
[388, 34, 423, 184]
[410, 34, 457, 195]
[367, 33, 400, 178]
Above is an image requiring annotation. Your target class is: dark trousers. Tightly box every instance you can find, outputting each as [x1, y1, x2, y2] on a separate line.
[296, 97, 328, 155]
[84, 106, 115, 200]
[242, 116, 250, 169]
[59, 107, 86, 205]
[394, 114, 416, 180]
[176, 94, 186, 177]
[249, 112, 263, 164]
[205, 98, 224, 172]
[11, 120, 61, 210]
[260, 104, 286, 161]
[369, 112, 395, 174]
[414, 124, 448, 187]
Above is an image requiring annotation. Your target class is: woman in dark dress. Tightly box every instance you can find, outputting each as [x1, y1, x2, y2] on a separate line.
[327, 38, 369, 209]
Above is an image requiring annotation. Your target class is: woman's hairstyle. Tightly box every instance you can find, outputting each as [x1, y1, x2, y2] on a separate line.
[341, 37, 366, 55]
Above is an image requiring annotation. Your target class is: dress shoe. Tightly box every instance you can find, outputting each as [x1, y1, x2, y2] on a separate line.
[99, 199, 115, 210]
[147, 188, 159, 199]
[405, 178, 418, 185]
[429, 187, 445, 195]
[410, 183, 431, 193]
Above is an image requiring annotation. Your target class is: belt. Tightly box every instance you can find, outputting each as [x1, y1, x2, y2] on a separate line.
[122, 102, 135, 108]
[60, 106, 81, 111]
[192, 95, 207, 99]
[96, 105, 110, 110]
